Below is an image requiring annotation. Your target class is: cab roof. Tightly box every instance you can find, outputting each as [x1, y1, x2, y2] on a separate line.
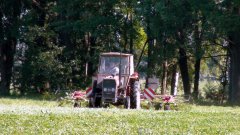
[100, 52, 133, 57]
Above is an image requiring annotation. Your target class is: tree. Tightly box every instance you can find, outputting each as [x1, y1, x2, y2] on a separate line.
[0, 0, 25, 95]
[208, 1, 240, 103]
[191, 1, 208, 99]
[154, 0, 192, 96]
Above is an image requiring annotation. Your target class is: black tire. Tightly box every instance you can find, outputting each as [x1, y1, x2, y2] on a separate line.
[89, 80, 103, 108]
[74, 102, 80, 108]
[89, 96, 101, 108]
[124, 96, 130, 109]
[103, 103, 110, 108]
[88, 97, 94, 107]
[94, 96, 102, 108]
[130, 81, 141, 109]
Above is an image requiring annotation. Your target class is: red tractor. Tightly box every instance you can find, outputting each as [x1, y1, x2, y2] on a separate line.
[89, 52, 141, 109]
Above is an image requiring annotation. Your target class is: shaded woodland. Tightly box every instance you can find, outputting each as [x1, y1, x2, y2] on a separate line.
[0, 0, 240, 103]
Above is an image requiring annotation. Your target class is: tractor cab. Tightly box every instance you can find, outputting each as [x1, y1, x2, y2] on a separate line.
[98, 52, 134, 76]
[96, 52, 134, 88]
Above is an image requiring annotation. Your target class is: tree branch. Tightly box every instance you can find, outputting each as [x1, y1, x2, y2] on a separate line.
[136, 39, 149, 70]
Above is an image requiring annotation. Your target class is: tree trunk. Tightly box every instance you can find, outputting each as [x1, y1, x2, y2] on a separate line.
[123, 13, 129, 53]
[129, 13, 133, 54]
[146, 17, 153, 88]
[171, 64, 179, 95]
[161, 60, 167, 95]
[85, 33, 90, 77]
[227, 6, 240, 104]
[123, 29, 128, 52]
[193, 16, 203, 99]
[0, 38, 16, 95]
[146, 39, 154, 88]
[178, 47, 191, 96]
[193, 58, 201, 98]
[88, 36, 96, 76]
[228, 34, 240, 103]
[0, 11, 3, 91]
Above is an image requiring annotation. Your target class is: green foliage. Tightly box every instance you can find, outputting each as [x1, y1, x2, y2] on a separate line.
[1, 0, 239, 103]
[20, 24, 72, 92]
[203, 81, 220, 95]
[13, 0, 149, 93]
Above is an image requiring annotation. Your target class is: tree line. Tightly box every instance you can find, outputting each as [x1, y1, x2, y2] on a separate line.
[0, 0, 240, 103]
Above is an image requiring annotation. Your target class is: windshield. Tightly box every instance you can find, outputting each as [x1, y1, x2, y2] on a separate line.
[99, 56, 129, 75]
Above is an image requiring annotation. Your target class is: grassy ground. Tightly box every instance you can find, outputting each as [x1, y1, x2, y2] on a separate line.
[1, 97, 240, 135]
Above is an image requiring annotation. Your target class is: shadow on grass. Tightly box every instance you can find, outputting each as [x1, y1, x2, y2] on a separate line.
[190, 99, 240, 107]
[0, 92, 62, 101]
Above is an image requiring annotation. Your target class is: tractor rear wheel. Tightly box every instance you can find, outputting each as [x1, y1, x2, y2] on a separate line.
[94, 96, 102, 107]
[88, 94, 102, 108]
[88, 97, 94, 107]
[130, 81, 141, 109]
[124, 96, 130, 109]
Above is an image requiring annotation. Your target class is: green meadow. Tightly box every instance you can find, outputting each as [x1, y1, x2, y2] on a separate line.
[0, 97, 240, 135]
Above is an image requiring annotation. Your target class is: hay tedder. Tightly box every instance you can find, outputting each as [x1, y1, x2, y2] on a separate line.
[88, 52, 141, 109]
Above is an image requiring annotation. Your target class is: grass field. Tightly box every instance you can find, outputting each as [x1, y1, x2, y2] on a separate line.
[1, 97, 240, 135]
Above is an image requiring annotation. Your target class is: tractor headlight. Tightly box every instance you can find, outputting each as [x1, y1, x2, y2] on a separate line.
[112, 88, 115, 92]
[104, 88, 107, 92]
